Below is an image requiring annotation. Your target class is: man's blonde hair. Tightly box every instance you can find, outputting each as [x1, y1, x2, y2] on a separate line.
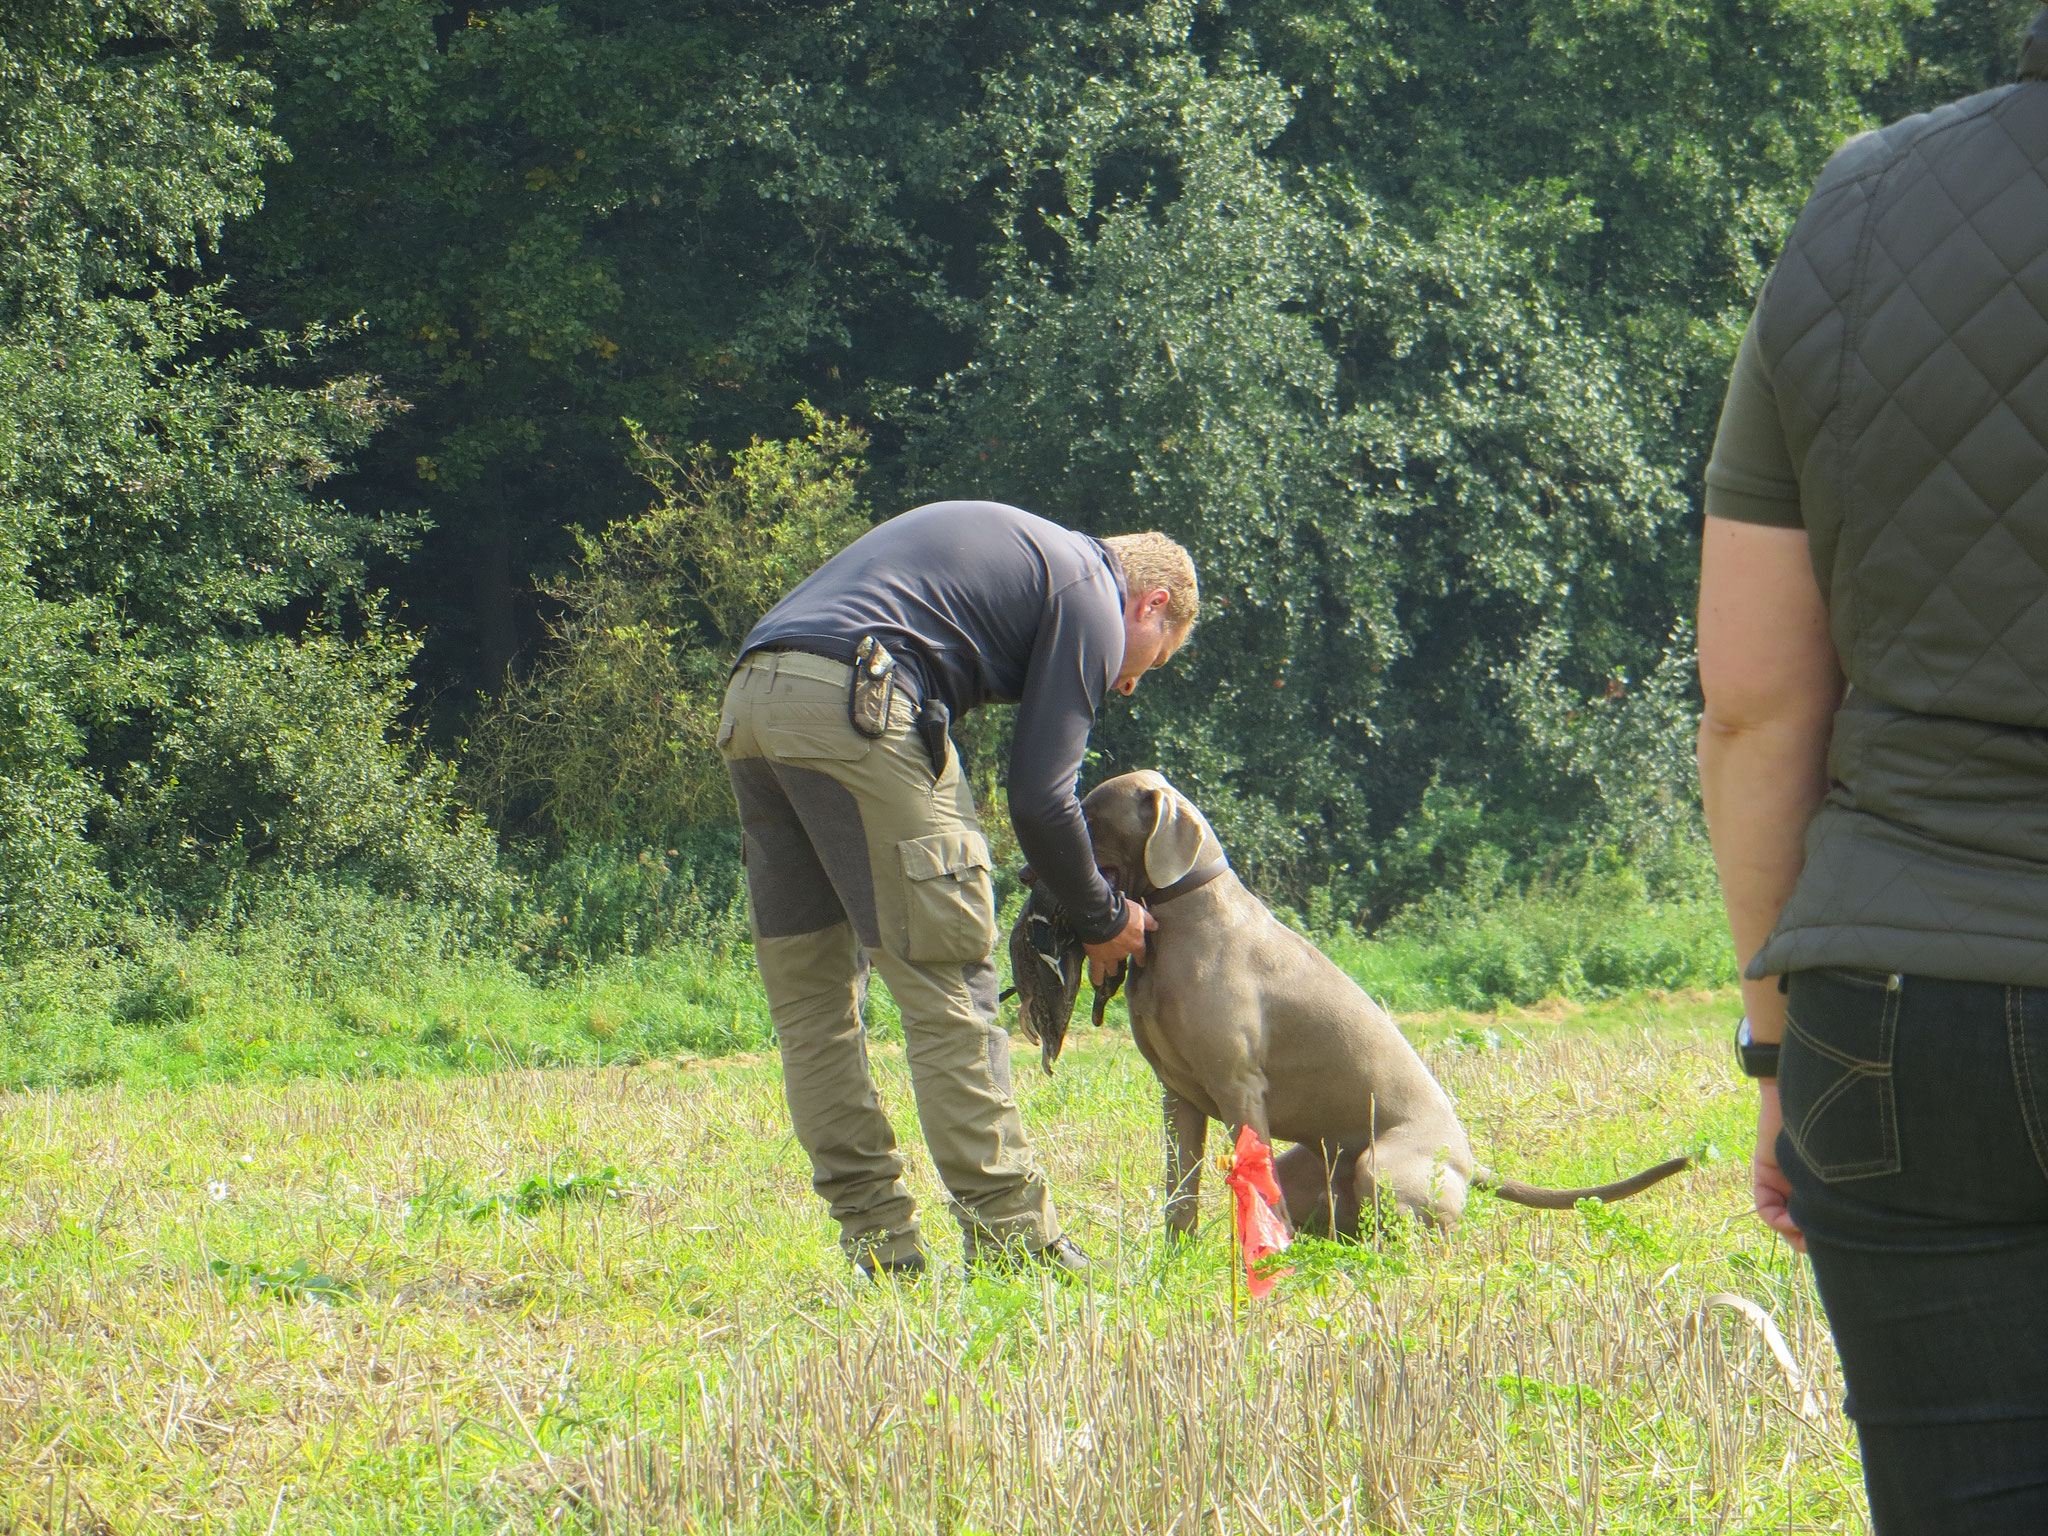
[1103, 531, 1199, 633]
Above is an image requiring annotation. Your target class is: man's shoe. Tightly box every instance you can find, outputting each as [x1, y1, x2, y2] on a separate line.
[1031, 1235, 1092, 1278]
[853, 1249, 927, 1281]
[964, 1232, 1091, 1281]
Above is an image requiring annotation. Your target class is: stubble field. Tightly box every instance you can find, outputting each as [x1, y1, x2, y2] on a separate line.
[0, 990, 1866, 1534]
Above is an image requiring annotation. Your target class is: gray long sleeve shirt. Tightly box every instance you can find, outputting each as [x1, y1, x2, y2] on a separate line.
[740, 501, 1130, 943]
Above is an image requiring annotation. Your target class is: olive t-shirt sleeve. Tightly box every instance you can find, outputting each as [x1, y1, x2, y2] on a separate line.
[1704, 321, 1804, 529]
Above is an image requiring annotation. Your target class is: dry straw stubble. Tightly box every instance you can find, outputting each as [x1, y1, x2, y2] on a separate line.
[0, 1002, 1865, 1533]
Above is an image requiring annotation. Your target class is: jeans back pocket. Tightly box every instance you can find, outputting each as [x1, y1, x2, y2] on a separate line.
[1781, 967, 1902, 1182]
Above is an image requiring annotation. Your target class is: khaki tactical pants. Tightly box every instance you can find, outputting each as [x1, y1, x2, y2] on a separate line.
[718, 651, 1059, 1266]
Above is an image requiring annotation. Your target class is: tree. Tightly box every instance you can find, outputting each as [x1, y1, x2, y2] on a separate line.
[233, 0, 961, 697]
[227, 0, 1996, 916]
[911, 0, 1913, 908]
[0, 0, 495, 949]
[469, 407, 868, 846]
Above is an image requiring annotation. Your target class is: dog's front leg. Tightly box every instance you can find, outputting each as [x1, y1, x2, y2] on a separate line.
[1206, 1073, 1294, 1238]
[1162, 1090, 1208, 1238]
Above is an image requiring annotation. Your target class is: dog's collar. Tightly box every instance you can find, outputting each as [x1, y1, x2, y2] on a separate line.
[1145, 858, 1231, 906]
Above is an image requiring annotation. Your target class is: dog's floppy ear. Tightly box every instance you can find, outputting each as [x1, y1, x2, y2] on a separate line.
[1143, 784, 1212, 890]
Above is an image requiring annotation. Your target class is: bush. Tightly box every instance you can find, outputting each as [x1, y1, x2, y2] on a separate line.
[0, 572, 117, 955]
[1327, 844, 1733, 1012]
[0, 753, 107, 956]
[511, 827, 747, 972]
[105, 617, 507, 917]
[185, 872, 499, 1001]
[469, 406, 867, 847]
[0, 868, 776, 1092]
[111, 962, 204, 1026]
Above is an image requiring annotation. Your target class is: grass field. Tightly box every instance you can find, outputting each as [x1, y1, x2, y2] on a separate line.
[0, 860, 1737, 1095]
[0, 978, 1868, 1534]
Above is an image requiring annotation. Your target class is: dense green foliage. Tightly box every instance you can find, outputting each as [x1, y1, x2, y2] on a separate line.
[469, 408, 869, 847]
[0, 0, 497, 954]
[0, 0, 2036, 993]
[224, 0, 2027, 908]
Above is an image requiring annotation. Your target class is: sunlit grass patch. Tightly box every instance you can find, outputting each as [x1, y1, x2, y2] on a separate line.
[0, 874, 1731, 1095]
[0, 996, 1867, 1533]
[0, 943, 779, 1092]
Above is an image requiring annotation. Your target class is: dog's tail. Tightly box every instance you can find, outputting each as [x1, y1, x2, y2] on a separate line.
[1472, 1154, 1691, 1210]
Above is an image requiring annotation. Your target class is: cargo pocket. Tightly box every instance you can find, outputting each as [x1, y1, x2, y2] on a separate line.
[1781, 968, 1902, 1183]
[898, 831, 996, 963]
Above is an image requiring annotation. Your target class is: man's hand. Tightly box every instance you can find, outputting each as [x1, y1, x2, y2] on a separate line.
[1752, 1082, 1806, 1252]
[1084, 899, 1155, 986]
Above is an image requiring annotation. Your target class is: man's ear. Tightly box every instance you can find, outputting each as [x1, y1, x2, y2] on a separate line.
[1143, 785, 1212, 890]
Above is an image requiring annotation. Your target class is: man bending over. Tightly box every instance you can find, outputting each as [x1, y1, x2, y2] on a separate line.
[718, 500, 1197, 1277]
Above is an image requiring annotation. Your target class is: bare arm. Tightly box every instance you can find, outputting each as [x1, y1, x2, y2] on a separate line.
[1697, 517, 1841, 1037]
[1696, 515, 1842, 1249]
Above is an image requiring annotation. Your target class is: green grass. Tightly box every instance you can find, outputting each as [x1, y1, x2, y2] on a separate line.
[0, 884, 1857, 1531]
[1323, 881, 1736, 1014]
[0, 981, 1869, 1534]
[0, 940, 778, 1090]
[0, 873, 1735, 1093]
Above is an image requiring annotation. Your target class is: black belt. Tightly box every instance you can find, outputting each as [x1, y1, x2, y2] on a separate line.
[750, 638, 856, 663]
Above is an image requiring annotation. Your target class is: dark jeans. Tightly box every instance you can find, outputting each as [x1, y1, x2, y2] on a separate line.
[1781, 968, 2048, 1533]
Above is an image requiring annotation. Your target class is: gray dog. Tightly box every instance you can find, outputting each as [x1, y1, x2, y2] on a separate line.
[1021, 770, 1687, 1238]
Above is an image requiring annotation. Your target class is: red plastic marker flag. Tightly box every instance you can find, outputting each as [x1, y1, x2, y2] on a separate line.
[1224, 1124, 1293, 1300]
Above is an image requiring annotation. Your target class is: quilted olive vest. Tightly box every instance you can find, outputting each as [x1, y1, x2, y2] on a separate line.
[1751, 60, 2048, 986]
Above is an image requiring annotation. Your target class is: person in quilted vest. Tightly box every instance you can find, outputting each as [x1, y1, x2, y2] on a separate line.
[1699, 10, 2048, 1527]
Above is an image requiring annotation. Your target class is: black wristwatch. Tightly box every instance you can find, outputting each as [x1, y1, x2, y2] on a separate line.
[1734, 1016, 1781, 1080]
